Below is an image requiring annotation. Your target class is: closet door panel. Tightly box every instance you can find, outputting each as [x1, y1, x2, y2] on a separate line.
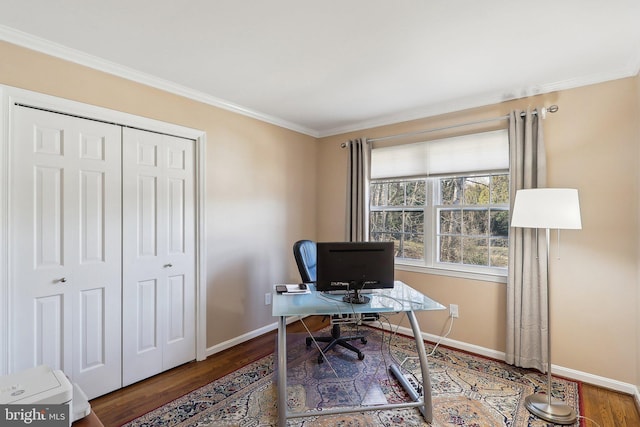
[168, 178, 185, 253]
[122, 129, 164, 385]
[34, 166, 64, 267]
[167, 274, 186, 342]
[72, 122, 122, 400]
[80, 170, 106, 263]
[122, 128, 195, 386]
[137, 175, 158, 257]
[34, 294, 64, 369]
[11, 106, 122, 399]
[79, 288, 106, 369]
[161, 135, 195, 370]
[136, 278, 160, 352]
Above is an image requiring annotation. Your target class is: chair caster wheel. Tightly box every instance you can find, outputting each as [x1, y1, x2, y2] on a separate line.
[358, 353, 365, 360]
[318, 356, 324, 364]
[361, 338, 367, 344]
[306, 337, 312, 347]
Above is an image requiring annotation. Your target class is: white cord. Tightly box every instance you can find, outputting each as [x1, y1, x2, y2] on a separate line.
[577, 415, 602, 427]
[428, 314, 454, 357]
[397, 313, 455, 370]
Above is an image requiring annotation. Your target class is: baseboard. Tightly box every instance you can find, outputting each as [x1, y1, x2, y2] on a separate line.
[205, 316, 303, 357]
[206, 319, 639, 397]
[384, 323, 639, 396]
[552, 364, 639, 396]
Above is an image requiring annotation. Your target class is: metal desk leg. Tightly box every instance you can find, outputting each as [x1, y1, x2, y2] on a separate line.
[277, 316, 287, 427]
[406, 310, 433, 423]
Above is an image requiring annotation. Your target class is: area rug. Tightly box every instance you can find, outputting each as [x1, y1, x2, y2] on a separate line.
[124, 325, 581, 426]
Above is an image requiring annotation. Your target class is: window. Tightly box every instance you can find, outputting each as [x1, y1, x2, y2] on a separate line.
[436, 174, 509, 269]
[369, 129, 509, 278]
[370, 180, 426, 260]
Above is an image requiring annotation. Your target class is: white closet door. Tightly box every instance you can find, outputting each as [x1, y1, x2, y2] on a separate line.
[122, 127, 195, 386]
[11, 106, 122, 399]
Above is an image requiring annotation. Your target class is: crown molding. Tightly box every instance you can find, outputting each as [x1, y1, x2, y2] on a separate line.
[0, 25, 320, 138]
[318, 65, 639, 138]
[2, 25, 638, 141]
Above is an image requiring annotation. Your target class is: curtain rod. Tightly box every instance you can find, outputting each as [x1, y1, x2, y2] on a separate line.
[341, 105, 558, 146]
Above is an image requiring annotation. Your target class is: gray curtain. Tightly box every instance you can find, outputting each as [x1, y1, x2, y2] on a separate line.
[506, 109, 548, 372]
[346, 138, 370, 242]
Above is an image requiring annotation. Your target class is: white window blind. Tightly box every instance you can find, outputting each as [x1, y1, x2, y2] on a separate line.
[371, 129, 509, 179]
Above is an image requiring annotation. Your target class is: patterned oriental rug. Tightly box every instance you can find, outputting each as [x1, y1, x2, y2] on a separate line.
[124, 325, 582, 426]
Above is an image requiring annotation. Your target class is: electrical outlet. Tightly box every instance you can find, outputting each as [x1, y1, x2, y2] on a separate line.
[449, 304, 459, 318]
[265, 292, 272, 305]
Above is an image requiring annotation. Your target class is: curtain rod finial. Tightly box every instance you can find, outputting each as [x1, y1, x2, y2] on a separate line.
[541, 104, 558, 119]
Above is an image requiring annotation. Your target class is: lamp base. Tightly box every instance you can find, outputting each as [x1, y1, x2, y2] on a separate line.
[525, 393, 577, 425]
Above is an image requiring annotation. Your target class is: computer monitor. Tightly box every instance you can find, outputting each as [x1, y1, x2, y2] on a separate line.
[316, 241, 395, 304]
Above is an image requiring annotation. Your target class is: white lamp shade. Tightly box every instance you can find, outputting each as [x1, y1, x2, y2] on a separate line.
[511, 188, 582, 229]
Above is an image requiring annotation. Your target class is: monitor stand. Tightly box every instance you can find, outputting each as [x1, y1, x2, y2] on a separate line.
[342, 289, 370, 304]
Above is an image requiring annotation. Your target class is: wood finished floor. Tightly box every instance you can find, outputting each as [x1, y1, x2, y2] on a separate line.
[91, 316, 639, 426]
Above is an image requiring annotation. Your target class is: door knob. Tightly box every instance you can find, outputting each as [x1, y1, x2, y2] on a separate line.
[164, 263, 173, 268]
[58, 277, 67, 283]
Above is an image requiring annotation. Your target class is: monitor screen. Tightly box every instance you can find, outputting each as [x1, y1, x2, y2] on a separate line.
[316, 241, 394, 303]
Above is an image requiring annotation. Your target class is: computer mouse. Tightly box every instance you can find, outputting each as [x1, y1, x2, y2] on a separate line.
[299, 283, 307, 290]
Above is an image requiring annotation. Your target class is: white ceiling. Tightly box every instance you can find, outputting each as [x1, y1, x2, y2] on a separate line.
[1, 0, 639, 137]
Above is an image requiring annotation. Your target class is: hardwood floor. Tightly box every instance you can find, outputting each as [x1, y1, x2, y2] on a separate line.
[90, 317, 326, 426]
[581, 383, 640, 426]
[91, 316, 639, 426]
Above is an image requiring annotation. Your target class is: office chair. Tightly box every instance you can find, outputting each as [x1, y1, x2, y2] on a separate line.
[293, 239, 367, 363]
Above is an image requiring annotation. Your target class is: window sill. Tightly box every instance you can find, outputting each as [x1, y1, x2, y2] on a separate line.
[395, 262, 507, 284]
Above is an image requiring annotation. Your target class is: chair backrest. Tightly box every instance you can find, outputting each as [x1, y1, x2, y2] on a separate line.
[293, 240, 317, 283]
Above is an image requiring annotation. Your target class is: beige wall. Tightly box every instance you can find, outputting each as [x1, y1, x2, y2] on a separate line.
[318, 77, 640, 385]
[635, 74, 640, 392]
[0, 41, 317, 348]
[547, 78, 638, 386]
[2, 40, 639, 387]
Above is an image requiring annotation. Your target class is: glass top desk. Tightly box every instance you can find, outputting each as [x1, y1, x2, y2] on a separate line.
[272, 280, 445, 426]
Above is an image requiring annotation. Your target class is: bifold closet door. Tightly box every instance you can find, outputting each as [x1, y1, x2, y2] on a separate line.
[11, 106, 122, 399]
[122, 127, 196, 386]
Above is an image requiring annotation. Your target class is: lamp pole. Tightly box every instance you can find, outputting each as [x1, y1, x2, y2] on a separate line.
[523, 227, 576, 424]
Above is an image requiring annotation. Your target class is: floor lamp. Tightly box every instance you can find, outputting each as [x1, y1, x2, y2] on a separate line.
[510, 188, 582, 425]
